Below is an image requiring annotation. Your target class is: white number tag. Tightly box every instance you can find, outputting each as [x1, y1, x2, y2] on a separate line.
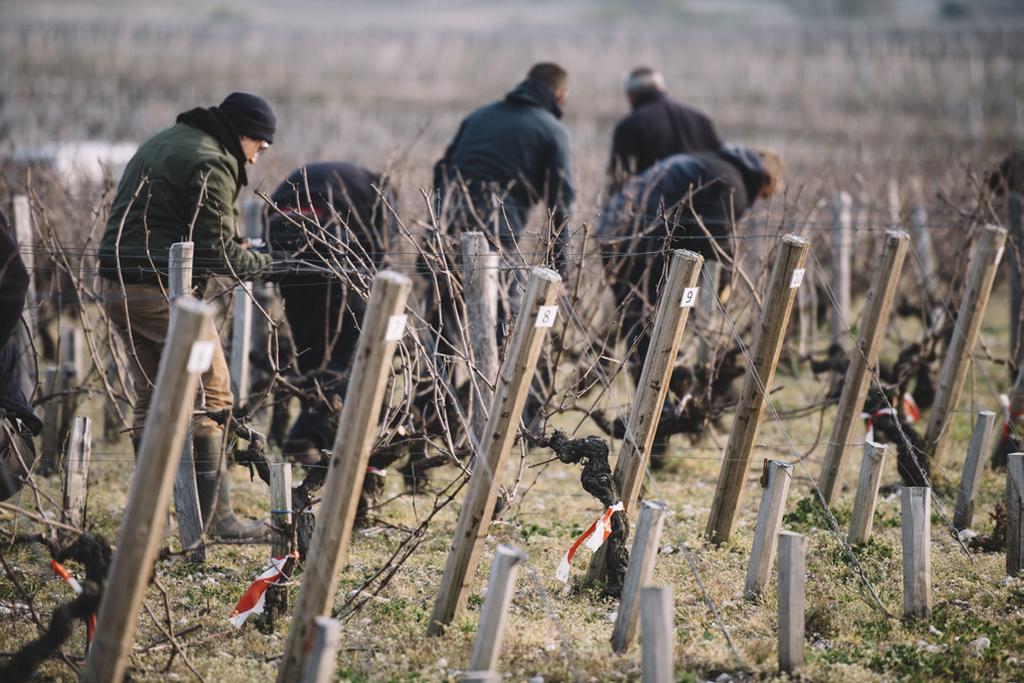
[995, 246, 1005, 266]
[385, 314, 408, 342]
[187, 340, 216, 373]
[789, 268, 806, 289]
[535, 305, 558, 328]
[680, 287, 699, 308]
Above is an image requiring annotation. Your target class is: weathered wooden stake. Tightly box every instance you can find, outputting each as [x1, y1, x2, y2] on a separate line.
[11, 195, 36, 398]
[901, 487, 931, 620]
[705, 235, 808, 544]
[40, 367, 62, 475]
[266, 462, 293, 623]
[611, 501, 668, 653]
[586, 250, 701, 583]
[460, 232, 499, 445]
[1008, 192, 1023, 374]
[925, 224, 1008, 466]
[277, 270, 411, 683]
[744, 461, 794, 600]
[819, 230, 908, 503]
[230, 282, 253, 407]
[830, 191, 852, 346]
[910, 204, 938, 305]
[298, 616, 341, 683]
[777, 531, 806, 673]
[696, 259, 720, 366]
[848, 441, 888, 544]
[82, 297, 212, 683]
[639, 586, 674, 683]
[953, 411, 996, 530]
[1008, 453, 1024, 577]
[168, 241, 205, 563]
[61, 415, 92, 534]
[466, 544, 525, 679]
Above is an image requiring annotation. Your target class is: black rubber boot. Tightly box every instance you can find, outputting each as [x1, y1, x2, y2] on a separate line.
[193, 434, 271, 542]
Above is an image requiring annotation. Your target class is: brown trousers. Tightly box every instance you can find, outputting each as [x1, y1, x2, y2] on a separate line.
[103, 281, 232, 436]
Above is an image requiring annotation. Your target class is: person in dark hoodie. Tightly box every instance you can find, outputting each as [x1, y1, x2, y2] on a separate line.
[0, 208, 42, 499]
[97, 92, 279, 540]
[266, 161, 395, 464]
[608, 67, 723, 194]
[433, 62, 575, 257]
[598, 145, 782, 372]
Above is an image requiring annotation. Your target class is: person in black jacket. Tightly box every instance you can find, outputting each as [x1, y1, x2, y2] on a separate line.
[608, 67, 722, 193]
[599, 145, 782, 372]
[434, 62, 574, 255]
[267, 162, 394, 464]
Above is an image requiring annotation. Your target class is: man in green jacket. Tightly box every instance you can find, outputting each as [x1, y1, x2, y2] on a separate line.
[99, 92, 278, 540]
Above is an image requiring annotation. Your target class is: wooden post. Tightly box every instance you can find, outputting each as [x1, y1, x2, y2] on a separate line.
[277, 270, 411, 683]
[848, 441, 888, 544]
[639, 586, 674, 683]
[586, 250, 702, 583]
[230, 282, 253, 408]
[59, 319, 88, 382]
[467, 544, 525, 677]
[168, 242, 205, 563]
[1008, 193, 1022, 374]
[830, 191, 852, 347]
[925, 225, 1008, 466]
[61, 416, 92, 534]
[266, 462, 293, 623]
[1008, 453, 1024, 577]
[911, 205, 938, 304]
[696, 259, 720, 366]
[40, 367, 62, 475]
[82, 298, 212, 683]
[705, 235, 808, 544]
[953, 411, 996, 530]
[11, 195, 36, 398]
[797, 263, 816, 357]
[818, 230, 909, 503]
[777, 531, 805, 673]
[427, 268, 561, 636]
[744, 461, 794, 600]
[611, 501, 668, 653]
[901, 487, 931, 620]
[298, 616, 341, 683]
[460, 232, 499, 445]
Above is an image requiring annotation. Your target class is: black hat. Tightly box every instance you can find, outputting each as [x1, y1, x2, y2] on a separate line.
[218, 92, 276, 144]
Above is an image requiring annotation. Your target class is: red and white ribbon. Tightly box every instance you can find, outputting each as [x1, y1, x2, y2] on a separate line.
[229, 552, 297, 628]
[51, 559, 96, 645]
[902, 392, 921, 423]
[366, 466, 387, 477]
[860, 407, 896, 444]
[555, 502, 624, 584]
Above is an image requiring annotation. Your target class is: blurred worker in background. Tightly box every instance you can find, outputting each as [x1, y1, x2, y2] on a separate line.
[266, 161, 395, 465]
[608, 66, 723, 193]
[98, 92, 279, 541]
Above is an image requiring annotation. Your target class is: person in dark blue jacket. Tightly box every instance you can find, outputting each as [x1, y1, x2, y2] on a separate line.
[433, 62, 574, 255]
[608, 67, 722, 194]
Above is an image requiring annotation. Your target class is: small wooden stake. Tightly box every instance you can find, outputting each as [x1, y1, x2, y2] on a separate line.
[706, 235, 808, 544]
[1008, 453, 1024, 577]
[427, 268, 560, 636]
[744, 461, 794, 600]
[953, 411, 996, 530]
[639, 586, 674, 683]
[830, 191, 853, 347]
[611, 501, 668, 653]
[468, 544, 525, 676]
[925, 224, 1008, 466]
[230, 282, 253, 408]
[61, 416, 92, 535]
[11, 195, 36, 398]
[168, 241, 205, 563]
[901, 487, 931, 620]
[848, 441, 888, 544]
[277, 270, 411, 683]
[82, 298, 213, 683]
[298, 616, 341, 683]
[777, 531, 806, 673]
[819, 230, 908, 503]
[696, 259, 720, 366]
[460, 232, 499, 446]
[40, 367, 63, 475]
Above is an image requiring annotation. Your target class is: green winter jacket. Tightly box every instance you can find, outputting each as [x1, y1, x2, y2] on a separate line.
[99, 108, 271, 287]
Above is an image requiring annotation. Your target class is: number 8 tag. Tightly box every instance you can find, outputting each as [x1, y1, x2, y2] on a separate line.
[535, 305, 558, 328]
[680, 287, 699, 308]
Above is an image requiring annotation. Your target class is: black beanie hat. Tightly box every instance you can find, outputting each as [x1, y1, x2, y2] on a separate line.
[218, 92, 276, 144]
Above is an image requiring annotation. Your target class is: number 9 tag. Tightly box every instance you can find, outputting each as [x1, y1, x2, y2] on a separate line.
[680, 287, 699, 308]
